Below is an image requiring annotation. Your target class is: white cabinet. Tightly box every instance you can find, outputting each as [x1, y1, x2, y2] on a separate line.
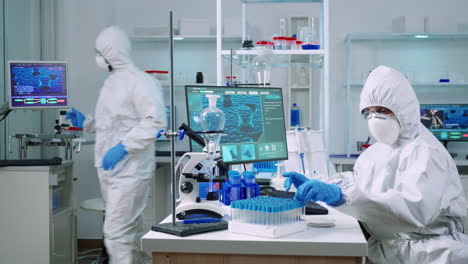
[0, 162, 76, 264]
[344, 33, 468, 157]
[216, 0, 330, 139]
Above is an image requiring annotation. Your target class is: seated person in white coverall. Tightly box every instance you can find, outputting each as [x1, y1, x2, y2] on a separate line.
[284, 65, 468, 263]
[67, 26, 166, 264]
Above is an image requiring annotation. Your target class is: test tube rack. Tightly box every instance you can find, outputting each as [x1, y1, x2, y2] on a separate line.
[229, 197, 307, 238]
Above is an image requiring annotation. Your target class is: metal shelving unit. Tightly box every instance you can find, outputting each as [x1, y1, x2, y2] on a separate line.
[216, 0, 330, 141]
[347, 82, 468, 88]
[131, 35, 242, 42]
[220, 49, 324, 68]
[345, 33, 468, 41]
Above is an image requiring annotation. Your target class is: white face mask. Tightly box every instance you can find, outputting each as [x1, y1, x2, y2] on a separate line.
[367, 113, 401, 145]
[95, 54, 111, 72]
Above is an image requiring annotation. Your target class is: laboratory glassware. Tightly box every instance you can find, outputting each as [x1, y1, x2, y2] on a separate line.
[252, 47, 271, 86]
[200, 94, 225, 199]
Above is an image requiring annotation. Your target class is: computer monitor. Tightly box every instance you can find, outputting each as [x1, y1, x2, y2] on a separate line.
[185, 85, 289, 164]
[8, 61, 68, 109]
[420, 104, 468, 141]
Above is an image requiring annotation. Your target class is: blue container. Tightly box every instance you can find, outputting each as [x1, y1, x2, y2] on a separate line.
[302, 44, 320, 50]
[243, 171, 256, 185]
[290, 103, 300, 127]
[198, 182, 220, 199]
[228, 171, 242, 202]
[243, 171, 257, 199]
[53, 189, 61, 210]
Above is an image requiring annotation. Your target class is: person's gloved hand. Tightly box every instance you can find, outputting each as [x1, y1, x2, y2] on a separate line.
[283, 171, 310, 191]
[66, 107, 86, 128]
[102, 143, 128, 170]
[295, 179, 343, 205]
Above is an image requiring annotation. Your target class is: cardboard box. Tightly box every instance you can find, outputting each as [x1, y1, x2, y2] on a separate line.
[178, 19, 210, 36]
[392, 16, 425, 33]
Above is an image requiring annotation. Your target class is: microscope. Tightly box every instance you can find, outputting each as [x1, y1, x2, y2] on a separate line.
[174, 151, 225, 219]
[159, 123, 226, 220]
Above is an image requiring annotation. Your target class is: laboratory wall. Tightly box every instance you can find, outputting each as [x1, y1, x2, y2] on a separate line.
[0, 0, 59, 160]
[59, 0, 468, 239]
[0, 1, 42, 160]
[328, 0, 468, 156]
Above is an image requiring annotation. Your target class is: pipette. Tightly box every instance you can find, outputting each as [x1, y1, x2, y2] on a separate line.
[295, 127, 308, 174]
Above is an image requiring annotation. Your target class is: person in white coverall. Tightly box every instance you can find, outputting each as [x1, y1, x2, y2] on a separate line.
[67, 26, 166, 264]
[284, 65, 468, 263]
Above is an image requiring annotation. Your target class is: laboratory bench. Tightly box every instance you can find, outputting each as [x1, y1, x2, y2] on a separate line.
[142, 206, 368, 264]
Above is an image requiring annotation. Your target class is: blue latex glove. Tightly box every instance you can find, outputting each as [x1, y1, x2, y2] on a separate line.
[295, 179, 343, 205]
[102, 143, 128, 171]
[66, 107, 86, 129]
[283, 171, 310, 191]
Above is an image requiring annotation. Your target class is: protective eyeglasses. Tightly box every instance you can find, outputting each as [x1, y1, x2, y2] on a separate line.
[96, 50, 109, 62]
[361, 108, 394, 120]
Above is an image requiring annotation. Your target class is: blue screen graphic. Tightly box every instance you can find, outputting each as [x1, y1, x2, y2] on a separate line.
[420, 104, 468, 141]
[10, 62, 68, 108]
[186, 86, 289, 164]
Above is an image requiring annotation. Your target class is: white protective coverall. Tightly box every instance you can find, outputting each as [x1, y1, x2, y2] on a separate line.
[84, 26, 166, 264]
[329, 65, 468, 263]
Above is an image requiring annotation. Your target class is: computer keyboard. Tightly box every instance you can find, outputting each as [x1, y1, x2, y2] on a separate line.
[261, 188, 328, 215]
[152, 220, 228, 237]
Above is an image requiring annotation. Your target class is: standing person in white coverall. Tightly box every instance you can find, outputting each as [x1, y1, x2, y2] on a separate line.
[67, 26, 166, 264]
[283, 65, 468, 263]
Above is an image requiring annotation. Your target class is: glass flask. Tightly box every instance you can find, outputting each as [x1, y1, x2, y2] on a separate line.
[252, 47, 271, 86]
[200, 95, 225, 199]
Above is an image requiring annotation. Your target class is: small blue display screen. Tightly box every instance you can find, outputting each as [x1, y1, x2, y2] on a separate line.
[420, 104, 468, 141]
[10, 61, 68, 108]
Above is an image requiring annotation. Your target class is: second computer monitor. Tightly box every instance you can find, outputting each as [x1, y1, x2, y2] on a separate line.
[8, 61, 68, 109]
[420, 104, 468, 141]
[185, 86, 288, 164]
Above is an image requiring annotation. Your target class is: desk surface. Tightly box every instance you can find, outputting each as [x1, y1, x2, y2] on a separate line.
[142, 206, 367, 257]
[0, 160, 73, 171]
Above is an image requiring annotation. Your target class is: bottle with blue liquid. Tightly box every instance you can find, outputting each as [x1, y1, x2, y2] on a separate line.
[290, 103, 300, 127]
[228, 170, 242, 202]
[242, 171, 257, 199]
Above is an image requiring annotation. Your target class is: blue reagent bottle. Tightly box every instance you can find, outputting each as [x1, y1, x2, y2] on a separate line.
[243, 171, 257, 199]
[291, 103, 300, 127]
[228, 171, 242, 202]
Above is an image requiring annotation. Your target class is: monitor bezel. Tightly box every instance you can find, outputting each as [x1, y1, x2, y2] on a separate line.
[420, 103, 468, 141]
[8, 60, 69, 109]
[185, 85, 289, 165]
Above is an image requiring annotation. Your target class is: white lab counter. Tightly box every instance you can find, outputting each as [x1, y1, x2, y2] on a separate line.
[142, 206, 367, 264]
[0, 161, 76, 264]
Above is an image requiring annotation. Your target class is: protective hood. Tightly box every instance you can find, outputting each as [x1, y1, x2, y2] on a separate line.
[95, 26, 133, 70]
[360, 65, 420, 141]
